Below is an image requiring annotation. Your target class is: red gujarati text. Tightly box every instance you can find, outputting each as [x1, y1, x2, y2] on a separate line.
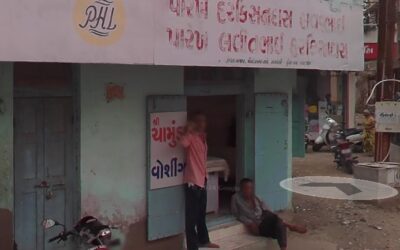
[219, 30, 284, 55]
[169, 0, 208, 19]
[217, 0, 293, 28]
[151, 117, 184, 148]
[290, 34, 348, 59]
[166, 28, 208, 51]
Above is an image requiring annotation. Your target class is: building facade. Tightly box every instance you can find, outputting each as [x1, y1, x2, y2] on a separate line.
[0, 1, 363, 249]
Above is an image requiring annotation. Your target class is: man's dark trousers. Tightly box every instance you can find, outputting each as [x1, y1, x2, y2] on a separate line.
[185, 184, 210, 250]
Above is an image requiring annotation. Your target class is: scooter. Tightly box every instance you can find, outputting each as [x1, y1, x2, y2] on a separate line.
[312, 116, 339, 152]
[42, 216, 120, 250]
[332, 130, 359, 174]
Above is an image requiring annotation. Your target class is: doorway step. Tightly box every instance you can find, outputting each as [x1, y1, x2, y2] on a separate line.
[201, 222, 277, 250]
[201, 222, 338, 250]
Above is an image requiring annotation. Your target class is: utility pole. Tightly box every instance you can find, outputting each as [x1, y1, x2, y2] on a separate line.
[375, 0, 397, 161]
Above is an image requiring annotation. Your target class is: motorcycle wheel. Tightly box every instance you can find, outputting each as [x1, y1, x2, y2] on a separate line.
[344, 161, 354, 174]
[312, 143, 323, 152]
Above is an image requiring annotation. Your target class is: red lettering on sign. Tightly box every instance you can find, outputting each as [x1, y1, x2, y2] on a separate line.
[167, 27, 208, 50]
[219, 30, 284, 55]
[216, 0, 293, 28]
[151, 119, 184, 148]
[169, 0, 208, 19]
[290, 34, 348, 59]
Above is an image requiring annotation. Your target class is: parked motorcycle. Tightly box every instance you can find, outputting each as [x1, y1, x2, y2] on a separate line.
[341, 128, 364, 153]
[42, 216, 120, 250]
[312, 116, 339, 152]
[313, 115, 364, 152]
[332, 130, 359, 174]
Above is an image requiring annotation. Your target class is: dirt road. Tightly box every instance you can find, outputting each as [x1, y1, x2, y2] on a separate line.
[290, 152, 400, 250]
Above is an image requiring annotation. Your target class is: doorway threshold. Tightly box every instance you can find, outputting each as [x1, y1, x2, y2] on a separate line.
[206, 214, 236, 230]
[204, 219, 272, 250]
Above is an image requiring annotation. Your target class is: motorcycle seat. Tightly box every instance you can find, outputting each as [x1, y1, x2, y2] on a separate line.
[344, 128, 363, 137]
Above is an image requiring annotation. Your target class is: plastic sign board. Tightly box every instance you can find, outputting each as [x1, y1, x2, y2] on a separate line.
[364, 43, 378, 61]
[375, 102, 400, 133]
[150, 112, 187, 189]
[154, 0, 364, 70]
[0, 0, 364, 70]
[364, 43, 397, 61]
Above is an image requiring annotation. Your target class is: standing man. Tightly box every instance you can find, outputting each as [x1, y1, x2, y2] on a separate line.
[180, 112, 219, 250]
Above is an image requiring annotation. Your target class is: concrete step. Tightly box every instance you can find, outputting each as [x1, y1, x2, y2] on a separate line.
[201, 222, 338, 250]
[201, 221, 277, 250]
[208, 221, 245, 241]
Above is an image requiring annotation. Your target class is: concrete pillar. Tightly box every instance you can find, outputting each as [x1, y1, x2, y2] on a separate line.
[0, 62, 14, 250]
[346, 73, 357, 128]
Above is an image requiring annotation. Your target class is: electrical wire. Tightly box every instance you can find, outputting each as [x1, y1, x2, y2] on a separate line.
[365, 79, 400, 105]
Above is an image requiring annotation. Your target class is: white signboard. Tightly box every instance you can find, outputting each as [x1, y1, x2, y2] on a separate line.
[0, 0, 154, 65]
[376, 102, 400, 133]
[150, 112, 187, 190]
[154, 0, 364, 70]
[0, 0, 364, 70]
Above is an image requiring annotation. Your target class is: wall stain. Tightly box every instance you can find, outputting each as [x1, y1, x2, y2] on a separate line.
[123, 219, 183, 250]
[90, 169, 97, 175]
[82, 194, 145, 232]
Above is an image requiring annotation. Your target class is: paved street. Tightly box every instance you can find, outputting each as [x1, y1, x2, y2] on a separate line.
[290, 152, 400, 250]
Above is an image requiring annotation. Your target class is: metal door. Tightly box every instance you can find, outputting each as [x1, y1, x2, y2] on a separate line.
[14, 98, 74, 250]
[255, 93, 289, 211]
[147, 95, 186, 241]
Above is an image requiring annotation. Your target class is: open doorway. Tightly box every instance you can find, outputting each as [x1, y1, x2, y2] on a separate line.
[187, 95, 238, 221]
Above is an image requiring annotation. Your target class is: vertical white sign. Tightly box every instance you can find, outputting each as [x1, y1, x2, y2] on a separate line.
[150, 112, 187, 190]
[375, 102, 400, 133]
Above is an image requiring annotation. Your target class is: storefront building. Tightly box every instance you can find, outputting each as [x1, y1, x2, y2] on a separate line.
[0, 1, 363, 249]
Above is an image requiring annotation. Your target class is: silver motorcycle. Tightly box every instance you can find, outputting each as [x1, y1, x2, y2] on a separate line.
[312, 116, 363, 152]
[312, 116, 339, 152]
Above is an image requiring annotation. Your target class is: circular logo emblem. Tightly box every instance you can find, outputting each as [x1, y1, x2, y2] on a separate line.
[280, 176, 398, 201]
[73, 0, 126, 46]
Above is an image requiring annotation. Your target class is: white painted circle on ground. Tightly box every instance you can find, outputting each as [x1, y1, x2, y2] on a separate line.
[280, 176, 398, 200]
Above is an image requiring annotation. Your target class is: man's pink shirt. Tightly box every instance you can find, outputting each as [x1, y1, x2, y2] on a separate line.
[181, 133, 207, 188]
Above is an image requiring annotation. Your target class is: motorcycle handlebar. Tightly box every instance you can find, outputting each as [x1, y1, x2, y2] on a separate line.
[48, 234, 62, 243]
[48, 231, 71, 243]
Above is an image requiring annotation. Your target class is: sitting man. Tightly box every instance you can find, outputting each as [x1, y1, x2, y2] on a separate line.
[231, 178, 307, 250]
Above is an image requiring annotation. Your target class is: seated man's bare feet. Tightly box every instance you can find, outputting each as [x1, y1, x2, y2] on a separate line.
[287, 224, 307, 234]
[202, 242, 220, 248]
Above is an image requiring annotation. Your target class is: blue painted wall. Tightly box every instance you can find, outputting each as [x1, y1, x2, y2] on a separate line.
[79, 65, 184, 249]
[254, 69, 296, 210]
